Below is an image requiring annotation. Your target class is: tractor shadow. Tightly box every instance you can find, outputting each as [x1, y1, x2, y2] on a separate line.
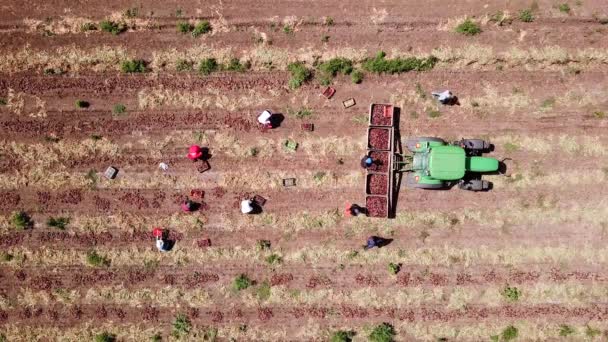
[390, 107, 402, 219]
[497, 158, 511, 175]
[161, 231, 176, 251]
[200, 147, 212, 161]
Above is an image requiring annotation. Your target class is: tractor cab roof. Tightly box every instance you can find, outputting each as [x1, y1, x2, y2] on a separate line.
[428, 145, 466, 180]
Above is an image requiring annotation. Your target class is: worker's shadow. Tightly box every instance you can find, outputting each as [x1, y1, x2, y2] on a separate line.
[161, 232, 176, 251]
[446, 96, 460, 106]
[270, 114, 285, 128]
[186, 202, 203, 212]
[200, 147, 212, 160]
[250, 202, 263, 214]
[163, 239, 176, 251]
[376, 238, 393, 248]
[372, 236, 393, 248]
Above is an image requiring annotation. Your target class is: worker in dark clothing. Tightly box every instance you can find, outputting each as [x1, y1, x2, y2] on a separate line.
[345, 203, 366, 217]
[363, 236, 392, 250]
[360, 155, 374, 169]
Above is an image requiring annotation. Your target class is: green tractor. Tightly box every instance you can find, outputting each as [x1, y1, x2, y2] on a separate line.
[401, 137, 500, 191]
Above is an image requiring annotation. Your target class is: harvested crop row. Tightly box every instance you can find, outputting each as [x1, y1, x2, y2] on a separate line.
[368, 128, 390, 150]
[366, 196, 388, 217]
[368, 174, 388, 195]
[371, 104, 393, 126]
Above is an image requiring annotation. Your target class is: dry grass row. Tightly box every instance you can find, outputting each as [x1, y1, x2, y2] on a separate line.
[3, 89, 46, 118]
[23, 12, 152, 35]
[6, 239, 608, 268]
[137, 87, 280, 112]
[1, 138, 120, 168]
[0, 45, 129, 73]
[2, 44, 607, 73]
[5, 282, 608, 318]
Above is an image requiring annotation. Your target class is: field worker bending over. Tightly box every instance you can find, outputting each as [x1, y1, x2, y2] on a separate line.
[257, 110, 273, 129]
[187, 145, 203, 161]
[153, 227, 170, 252]
[432, 90, 458, 105]
[360, 155, 374, 169]
[156, 237, 169, 252]
[241, 199, 254, 214]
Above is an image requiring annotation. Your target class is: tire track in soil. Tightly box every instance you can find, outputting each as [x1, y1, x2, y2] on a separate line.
[2, 148, 355, 173]
[1, 107, 605, 140]
[0, 111, 258, 137]
[0, 74, 287, 96]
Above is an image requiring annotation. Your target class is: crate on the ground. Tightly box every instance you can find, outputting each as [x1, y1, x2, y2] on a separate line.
[343, 98, 356, 108]
[190, 189, 204, 199]
[321, 86, 335, 99]
[301, 123, 314, 131]
[282, 178, 296, 187]
[253, 195, 267, 207]
[104, 166, 118, 179]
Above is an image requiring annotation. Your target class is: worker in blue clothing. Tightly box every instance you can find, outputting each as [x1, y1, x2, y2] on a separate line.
[360, 155, 374, 169]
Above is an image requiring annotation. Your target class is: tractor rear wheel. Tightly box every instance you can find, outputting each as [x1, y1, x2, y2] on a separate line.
[406, 173, 445, 189]
[460, 139, 490, 152]
[458, 179, 491, 191]
[405, 137, 445, 152]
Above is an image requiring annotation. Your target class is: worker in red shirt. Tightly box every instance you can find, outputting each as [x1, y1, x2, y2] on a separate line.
[187, 145, 203, 161]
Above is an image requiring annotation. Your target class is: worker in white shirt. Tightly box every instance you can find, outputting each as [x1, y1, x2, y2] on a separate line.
[241, 199, 254, 214]
[257, 110, 274, 129]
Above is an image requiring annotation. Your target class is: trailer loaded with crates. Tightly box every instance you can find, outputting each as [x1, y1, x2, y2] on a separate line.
[365, 104, 396, 218]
